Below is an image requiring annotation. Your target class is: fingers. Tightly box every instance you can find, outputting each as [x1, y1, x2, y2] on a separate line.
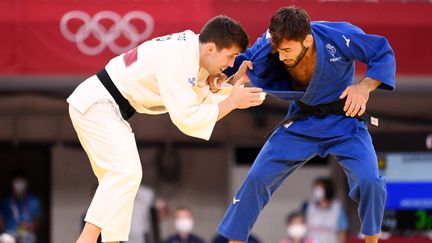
[234, 61, 253, 85]
[345, 98, 367, 117]
[249, 100, 264, 107]
[343, 94, 352, 112]
[231, 85, 266, 109]
[239, 61, 253, 70]
[216, 73, 228, 86]
[234, 77, 244, 87]
[244, 87, 263, 93]
[339, 88, 348, 99]
[248, 92, 266, 103]
[212, 76, 219, 87]
[358, 103, 366, 116]
[243, 60, 253, 70]
[348, 102, 361, 117]
[208, 77, 218, 93]
[341, 83, 370, 117]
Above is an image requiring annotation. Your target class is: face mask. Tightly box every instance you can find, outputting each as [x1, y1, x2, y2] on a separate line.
[12, 179, 27, 195]
[175, 218, 194, 234]
[0, 233, 16, 243]
[287, 224, 307, 239]
[312, 186, 325, 201]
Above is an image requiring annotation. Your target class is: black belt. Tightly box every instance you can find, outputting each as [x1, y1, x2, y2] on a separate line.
[266, 98, 379, 138]
[96, 68, 136, 120]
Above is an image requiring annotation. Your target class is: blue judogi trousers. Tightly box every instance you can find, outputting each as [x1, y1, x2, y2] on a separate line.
[217, 124, 386, 242]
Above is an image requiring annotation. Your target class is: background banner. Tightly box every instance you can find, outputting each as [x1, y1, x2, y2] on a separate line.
[1, 0, 431, 75]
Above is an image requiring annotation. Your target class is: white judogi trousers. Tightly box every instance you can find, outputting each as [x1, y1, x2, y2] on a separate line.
[69, 100, 142, 242]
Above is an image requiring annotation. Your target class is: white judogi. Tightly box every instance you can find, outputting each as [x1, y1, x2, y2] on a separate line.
[67, 30, 231, 242]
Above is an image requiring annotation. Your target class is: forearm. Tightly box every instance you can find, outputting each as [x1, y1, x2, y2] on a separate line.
[217, 97, 236, 121]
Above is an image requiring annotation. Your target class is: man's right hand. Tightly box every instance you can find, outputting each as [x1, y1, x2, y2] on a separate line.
[217, 77, 266, 120]
[228, 77, 265, 109]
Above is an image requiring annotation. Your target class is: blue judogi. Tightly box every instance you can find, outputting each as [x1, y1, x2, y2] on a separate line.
[217, 22, 395, 242]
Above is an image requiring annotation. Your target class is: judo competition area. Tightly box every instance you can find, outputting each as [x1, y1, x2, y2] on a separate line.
[0, 0, 431, 242]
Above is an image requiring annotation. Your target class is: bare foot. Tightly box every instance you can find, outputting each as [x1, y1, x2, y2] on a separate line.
[365, 233, 380, 243]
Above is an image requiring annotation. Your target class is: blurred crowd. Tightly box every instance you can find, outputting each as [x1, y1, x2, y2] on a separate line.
[2, 172, 431, 243]
[0, 173, 349, 243]
[0, 170, 41, 243]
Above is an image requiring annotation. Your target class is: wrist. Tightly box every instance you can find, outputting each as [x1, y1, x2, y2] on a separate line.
[230, 98, 238, 110]
[227, 75, 236, 85]
[361, 77, 381, 92]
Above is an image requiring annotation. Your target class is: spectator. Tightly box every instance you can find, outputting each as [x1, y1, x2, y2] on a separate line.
[303, 177, 348, 243]
[212, 233, 261, 243]
[0, 170, 41, 243]
[128, 185, 156, 243]
[164, 207, 204, 243]
[280, 212, 317, 243]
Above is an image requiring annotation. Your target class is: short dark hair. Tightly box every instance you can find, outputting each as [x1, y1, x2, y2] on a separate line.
[314, 177, 335, 201]
[286, 211, 304, 224]
[11, 169, 28, 181]
[199, 15, 249, 51]
[269, 6, 311, 47]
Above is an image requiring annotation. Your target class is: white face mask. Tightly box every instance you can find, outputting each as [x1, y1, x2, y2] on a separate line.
[12, 179, 27, 195]
[287, 224, 307, 239]
[312, 186, 325, 201]
[0, 233, 16, 243]
[175, 218, 194, 234]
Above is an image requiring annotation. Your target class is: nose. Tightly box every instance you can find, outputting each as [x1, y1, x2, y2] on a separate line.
[228, 59, 235, 68]
[279, 52, 286, 62]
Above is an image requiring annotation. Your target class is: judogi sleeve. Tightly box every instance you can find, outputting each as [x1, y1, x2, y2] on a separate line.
[157, 46, 219, 141]
[337, 23, 396, 90]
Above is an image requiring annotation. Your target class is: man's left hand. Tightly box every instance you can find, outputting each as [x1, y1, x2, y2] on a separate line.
[208, 73, 228, 93]
[208, 61, 253, 93]
[339, 77, 381, 117]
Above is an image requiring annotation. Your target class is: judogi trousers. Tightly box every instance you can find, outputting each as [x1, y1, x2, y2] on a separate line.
[217, 124, 386, 242]
[69, 100, 142, 242]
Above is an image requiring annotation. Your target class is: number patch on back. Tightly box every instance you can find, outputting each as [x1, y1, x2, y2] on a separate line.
[153, 34, 173, 42]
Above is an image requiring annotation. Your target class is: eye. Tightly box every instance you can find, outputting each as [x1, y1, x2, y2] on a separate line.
[278, 49, 289, 54]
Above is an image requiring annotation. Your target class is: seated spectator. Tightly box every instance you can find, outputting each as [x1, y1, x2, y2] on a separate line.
[280, 212, 317, 243]
[164, 207, 204, 243]
[0, 170, 41, 243]
[302, 177, 348, 243]
[129, 184, 156, 243]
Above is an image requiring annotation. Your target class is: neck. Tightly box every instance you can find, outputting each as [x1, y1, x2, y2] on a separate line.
[301, 41, 316, 65]
[14, 193, 25, 199]
[198, 43, 206, 70]
[289, 237, 302, 243]
[179, 233, 189, 239]
[319, 199, 330, 208]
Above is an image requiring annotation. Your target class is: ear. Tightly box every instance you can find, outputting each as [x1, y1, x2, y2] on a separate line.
[205, 42, 216, 55]
[303, 34, 313, 48]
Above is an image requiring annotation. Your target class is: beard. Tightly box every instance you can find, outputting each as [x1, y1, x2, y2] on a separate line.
[284, 44, 309, 69]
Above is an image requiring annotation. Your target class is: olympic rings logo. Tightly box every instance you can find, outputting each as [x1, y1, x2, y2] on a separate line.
[60, 10, 154, 56]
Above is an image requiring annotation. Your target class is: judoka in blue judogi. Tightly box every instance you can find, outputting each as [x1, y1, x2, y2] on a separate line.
[216, 7, 395, 243]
